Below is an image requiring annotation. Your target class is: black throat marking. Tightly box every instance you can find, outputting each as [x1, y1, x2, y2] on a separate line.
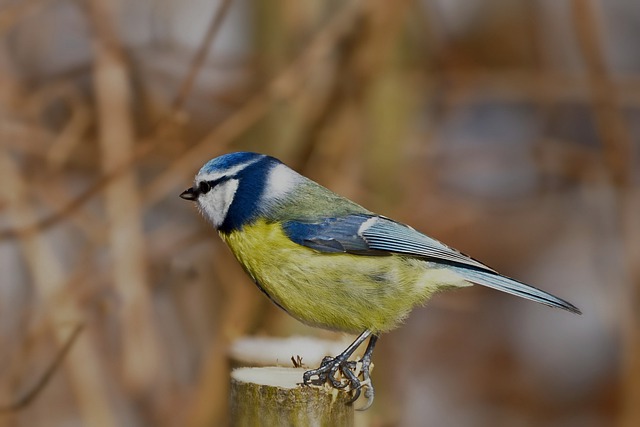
[217, 156, 274, 233]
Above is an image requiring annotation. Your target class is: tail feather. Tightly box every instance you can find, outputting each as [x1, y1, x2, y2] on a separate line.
[452, 267, 581, 314]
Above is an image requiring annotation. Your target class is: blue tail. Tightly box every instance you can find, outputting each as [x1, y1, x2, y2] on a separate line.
[451, 267, 581, 314]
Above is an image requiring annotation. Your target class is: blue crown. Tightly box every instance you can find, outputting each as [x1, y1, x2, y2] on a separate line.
[198, 152, 265, 175]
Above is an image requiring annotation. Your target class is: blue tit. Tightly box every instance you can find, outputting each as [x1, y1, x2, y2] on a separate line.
[180, 152, 580, 409]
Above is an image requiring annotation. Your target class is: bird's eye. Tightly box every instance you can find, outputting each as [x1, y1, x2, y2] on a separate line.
[199, 181, 212, 194]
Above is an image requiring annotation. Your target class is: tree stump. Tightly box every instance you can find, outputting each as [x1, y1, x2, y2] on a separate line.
[230, 367, 354, 426]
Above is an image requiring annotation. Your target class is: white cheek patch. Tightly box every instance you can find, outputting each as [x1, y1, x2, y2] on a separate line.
[197, 179, 239, 228]
[261, 163, 300, 204]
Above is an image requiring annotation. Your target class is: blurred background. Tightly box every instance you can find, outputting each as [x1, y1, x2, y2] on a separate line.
[0, 0, 638, 425]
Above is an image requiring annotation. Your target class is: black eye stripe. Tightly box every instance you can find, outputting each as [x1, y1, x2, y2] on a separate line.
[197, 177, 227, 196]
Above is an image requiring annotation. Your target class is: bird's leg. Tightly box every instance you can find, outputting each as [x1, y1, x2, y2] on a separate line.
[352, 334, 378, 410]
[303, 330, 378, 407]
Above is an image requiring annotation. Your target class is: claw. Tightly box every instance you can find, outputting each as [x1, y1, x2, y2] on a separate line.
[328, 370, 348, 389]
[346, 385, 361, 404]
[328, 363, 346, 388]
[341, 364, 361, 403]
[355, 378, 375, 411]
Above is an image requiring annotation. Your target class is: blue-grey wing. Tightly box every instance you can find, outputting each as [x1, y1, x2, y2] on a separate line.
[281, 214, 581, 314]
[282, 214, 494, 272]
[281, 215, 382, 254]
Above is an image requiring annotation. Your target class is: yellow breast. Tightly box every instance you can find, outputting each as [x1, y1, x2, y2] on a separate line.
[220, 219, 468, 333]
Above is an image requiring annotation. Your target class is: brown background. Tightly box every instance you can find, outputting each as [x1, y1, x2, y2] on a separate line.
[0, 0, 638, 426]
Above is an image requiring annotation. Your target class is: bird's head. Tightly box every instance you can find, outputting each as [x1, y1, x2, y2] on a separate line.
[180, 152, 302, 231]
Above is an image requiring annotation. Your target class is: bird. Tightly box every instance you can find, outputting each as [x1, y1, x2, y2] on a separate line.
[179, 151, 581, 410]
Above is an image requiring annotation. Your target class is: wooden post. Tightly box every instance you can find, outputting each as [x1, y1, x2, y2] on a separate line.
[230, 367, 354, 426]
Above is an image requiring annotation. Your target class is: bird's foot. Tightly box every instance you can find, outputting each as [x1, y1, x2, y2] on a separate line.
[302, 355, 356, 389]
[302, 354, 375, 410]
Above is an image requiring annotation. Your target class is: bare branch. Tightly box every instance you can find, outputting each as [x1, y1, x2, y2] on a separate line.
[0, 325, 84, 414]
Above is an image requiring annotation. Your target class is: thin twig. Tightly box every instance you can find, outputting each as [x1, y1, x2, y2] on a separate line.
[0, 324, 84, 413]
[0, 142, 154, 240]
[171, 0, 235, 113]
[571, 0, 632, 187]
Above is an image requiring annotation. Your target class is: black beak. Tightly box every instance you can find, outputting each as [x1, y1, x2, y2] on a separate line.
[180, 187, 198, 201]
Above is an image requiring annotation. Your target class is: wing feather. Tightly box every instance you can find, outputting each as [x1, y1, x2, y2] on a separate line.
[282, 214, 581, 314]
[450, 266, 581, 314]
[361, 219, 494, 272]
[283, 214, 493, 271]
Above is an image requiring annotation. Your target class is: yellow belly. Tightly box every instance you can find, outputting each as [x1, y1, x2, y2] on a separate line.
[220, 219, 469, 333]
